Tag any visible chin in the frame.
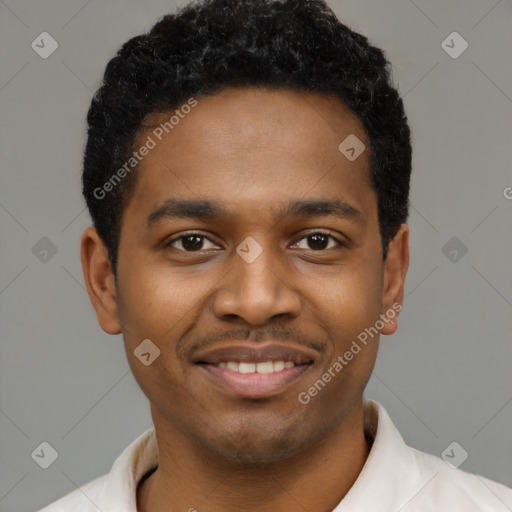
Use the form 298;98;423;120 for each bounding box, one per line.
196;423;313;464
209;441;305;464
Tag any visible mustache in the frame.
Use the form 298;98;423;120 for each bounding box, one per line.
179;324;327;360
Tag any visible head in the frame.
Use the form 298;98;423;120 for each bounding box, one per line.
81;0;410;462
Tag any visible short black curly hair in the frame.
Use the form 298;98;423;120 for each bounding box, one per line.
83;0;411;276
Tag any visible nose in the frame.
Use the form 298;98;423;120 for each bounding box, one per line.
212;245;301;325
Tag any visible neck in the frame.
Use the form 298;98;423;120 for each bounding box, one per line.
137;400;371;512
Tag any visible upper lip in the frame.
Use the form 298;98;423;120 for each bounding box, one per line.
193;342;317;365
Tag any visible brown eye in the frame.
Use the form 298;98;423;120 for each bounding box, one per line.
293;232;342;251
166;234;219;252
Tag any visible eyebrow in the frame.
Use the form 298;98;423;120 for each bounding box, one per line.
146;197;364;227
281;198;364;224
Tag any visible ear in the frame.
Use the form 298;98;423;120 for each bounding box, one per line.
81;227;122;335
380;223;409;335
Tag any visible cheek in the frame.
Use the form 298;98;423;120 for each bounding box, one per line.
305;262;383;377
116;266;216;387
117;272;197;410
117;265;198;339
312;262;383;331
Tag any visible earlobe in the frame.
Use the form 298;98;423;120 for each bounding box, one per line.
81;227;122;335
380;223;409;336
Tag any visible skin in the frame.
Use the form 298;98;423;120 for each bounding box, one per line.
81;86;409;512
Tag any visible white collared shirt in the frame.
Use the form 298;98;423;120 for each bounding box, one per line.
38;399;512;511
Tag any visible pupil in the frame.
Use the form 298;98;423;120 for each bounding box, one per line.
309;234;328;250
183;235;203;251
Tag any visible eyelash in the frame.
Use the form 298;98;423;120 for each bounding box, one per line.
164;231;347;252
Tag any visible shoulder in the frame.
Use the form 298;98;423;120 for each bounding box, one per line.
407;446;512;511
37;474;108;512
36;427;157;511
361;400;512;510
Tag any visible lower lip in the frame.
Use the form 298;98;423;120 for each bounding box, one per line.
198;363;312;398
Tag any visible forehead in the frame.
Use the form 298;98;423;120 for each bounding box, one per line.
127;86;374;221
142;86;367;159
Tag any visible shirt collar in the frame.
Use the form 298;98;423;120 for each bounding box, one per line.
97;398;429;511
333;399;436;511
101;426;158;511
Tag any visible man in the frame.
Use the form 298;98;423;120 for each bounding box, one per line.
40;0;512;510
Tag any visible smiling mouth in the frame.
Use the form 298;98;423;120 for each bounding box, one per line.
192;342;317;398
197;361;313;398
198;360;308;373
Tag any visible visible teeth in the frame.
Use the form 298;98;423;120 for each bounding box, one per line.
273;361;285;371
238;362;256;374
217;360;296;373
256;361;274;374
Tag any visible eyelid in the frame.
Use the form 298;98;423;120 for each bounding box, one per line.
290;230;348;249
164;232;221;250
163;229;348;252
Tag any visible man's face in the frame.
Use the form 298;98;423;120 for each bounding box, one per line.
94;87;407;461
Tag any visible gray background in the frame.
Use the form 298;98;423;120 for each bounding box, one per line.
1;0;511;510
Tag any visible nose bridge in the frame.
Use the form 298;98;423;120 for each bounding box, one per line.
236;243;280;292
212;239;301;324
